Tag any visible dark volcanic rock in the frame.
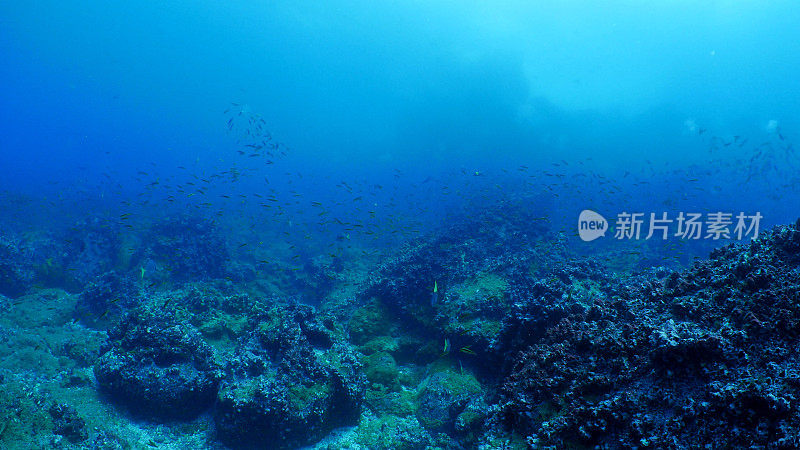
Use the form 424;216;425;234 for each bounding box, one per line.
94;309;223;419
214;301;366;450
355;199;555;370
416;369;484;433
360;199;552;319
49;403;88;443
77;270;138;326
498;221;800;448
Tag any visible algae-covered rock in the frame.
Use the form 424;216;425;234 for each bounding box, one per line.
359;198;550;324
76;270;137;327
348;300;393;345
416;369;483;432
214;301;366;449
324;415;446;450
395;336;440;365
435;272;510;353
365;387;417;416
362;351;400;391
216;374;333;448
48;403;88;444
94;309;223;419
358;335;398;355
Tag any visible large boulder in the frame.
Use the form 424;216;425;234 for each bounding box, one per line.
94;309;223;419
416;369;484;433
214;301;366;449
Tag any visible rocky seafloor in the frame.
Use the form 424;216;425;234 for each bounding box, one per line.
1;209;800;449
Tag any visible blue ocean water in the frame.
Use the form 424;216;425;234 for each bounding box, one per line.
1;2;799;449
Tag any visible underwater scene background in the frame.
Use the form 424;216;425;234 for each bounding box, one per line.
1;1;800;449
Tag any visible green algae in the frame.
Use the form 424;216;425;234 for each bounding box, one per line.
364;387;417;416
288;381;333;411
568;278;606;307
348;300;393;345
435;272;510;345
324;415;439;450
361;351;400;390
197;311;248;338
196;311;248;353
453;272;509;301
461;317;503;339
0;377;53;449
358;335;399;355
415;369;483;431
